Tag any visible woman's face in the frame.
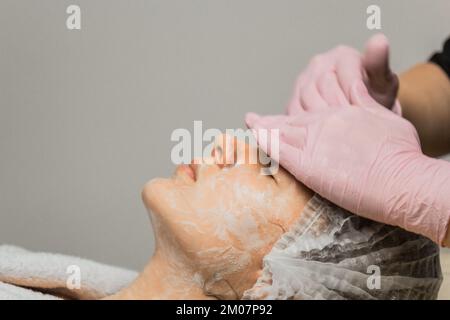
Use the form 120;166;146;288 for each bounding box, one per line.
142;135;312;299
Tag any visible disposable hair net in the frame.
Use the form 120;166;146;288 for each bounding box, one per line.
243;195;442;300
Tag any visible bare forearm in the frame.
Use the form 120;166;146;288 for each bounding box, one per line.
398;63;450;157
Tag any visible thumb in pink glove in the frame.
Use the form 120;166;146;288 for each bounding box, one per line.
246;83;450;245
287;33;401;116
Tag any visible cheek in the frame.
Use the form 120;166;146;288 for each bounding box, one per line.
197;173;283;250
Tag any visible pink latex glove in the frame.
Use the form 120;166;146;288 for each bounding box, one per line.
286;33;401;116
246;83;450;245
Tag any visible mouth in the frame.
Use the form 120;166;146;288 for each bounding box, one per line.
175;164;196;182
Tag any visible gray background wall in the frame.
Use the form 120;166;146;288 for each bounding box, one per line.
0;0;449;270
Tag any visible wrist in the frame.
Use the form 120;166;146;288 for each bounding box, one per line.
386;153;450;245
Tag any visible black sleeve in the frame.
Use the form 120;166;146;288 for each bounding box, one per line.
430;37;450;78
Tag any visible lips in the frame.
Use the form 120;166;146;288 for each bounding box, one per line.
176;164;196;181
188;163;197;181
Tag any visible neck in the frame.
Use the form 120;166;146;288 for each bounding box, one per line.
107;251;212;300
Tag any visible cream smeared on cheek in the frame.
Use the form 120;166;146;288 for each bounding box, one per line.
137;163;308;299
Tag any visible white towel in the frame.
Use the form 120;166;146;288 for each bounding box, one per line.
0;245;137;300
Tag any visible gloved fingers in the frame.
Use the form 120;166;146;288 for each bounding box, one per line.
300;83;329;111
280;125;306;149
391;100;402;116
350;81;403;122
286;111;325;127
363;33;399;109
363;33;392;87
286;97;303;116
303;51;337;79
252;124;304;180
247;113;280;157
350;80;379;110
287;51;336;115
254;114;289;131
245;112;263;129
248;124;268;156
335;46;364;98
288;73;322;115
317;71;349;106
247;111;313;159
278;142;302;178
250;122;281;161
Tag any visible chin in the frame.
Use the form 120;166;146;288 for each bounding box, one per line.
141;177;173;214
